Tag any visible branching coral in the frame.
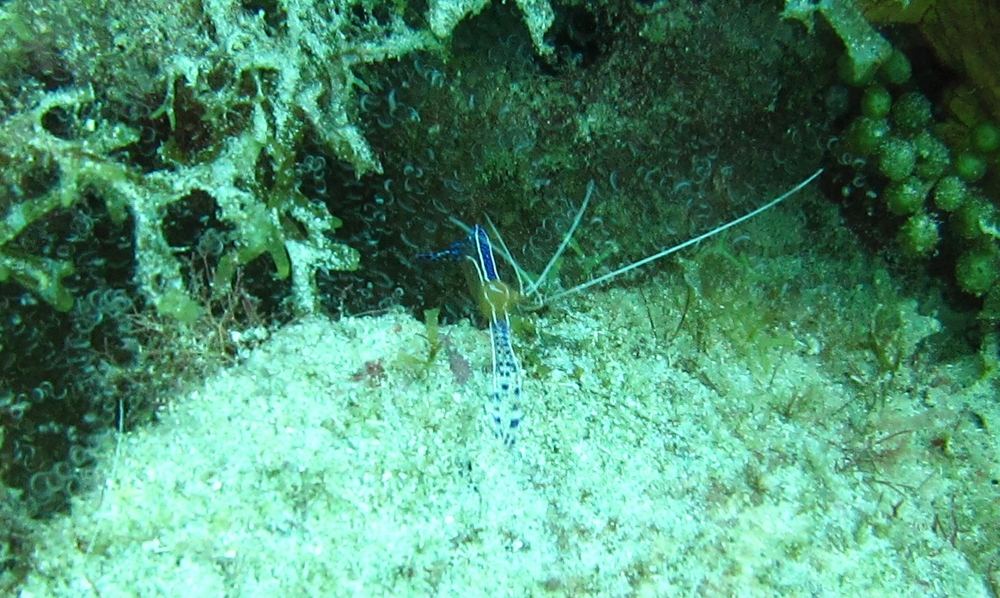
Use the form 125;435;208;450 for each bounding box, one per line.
0;0;482;314
428;0;554;54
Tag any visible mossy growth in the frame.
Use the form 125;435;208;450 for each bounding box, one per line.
397;308;446;374
883;178;927;216
970;121;1000;153
897;213;939;257
891;92;932;133
0;250;75;312
878;137;917;181
954;151;988;182
878;49;911;85
952;197;997;240
955;245;1000;296
861;85;892;119
156;288;203;323
866;295;942;375
211;203;292;295
675;247;798;383
847;116;890;157
932;176;967;212
912;130;950;180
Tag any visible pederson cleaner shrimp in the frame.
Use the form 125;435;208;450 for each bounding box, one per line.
419;168;823;446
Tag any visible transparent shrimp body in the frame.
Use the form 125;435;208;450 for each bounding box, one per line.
418;226;523;446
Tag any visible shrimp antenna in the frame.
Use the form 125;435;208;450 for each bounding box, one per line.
483;215;530;296
525;179;594;299
452;179;594;301
544;168;823;303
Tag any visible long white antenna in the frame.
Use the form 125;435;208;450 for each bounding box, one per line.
525;179;595;298
483;215;532;296
544;168;823;303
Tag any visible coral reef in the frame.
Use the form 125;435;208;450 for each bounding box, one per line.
14;210;1000;593
0;0;509;569
7;0;1000;592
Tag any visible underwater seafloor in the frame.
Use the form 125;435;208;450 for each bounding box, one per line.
17;187;999;597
